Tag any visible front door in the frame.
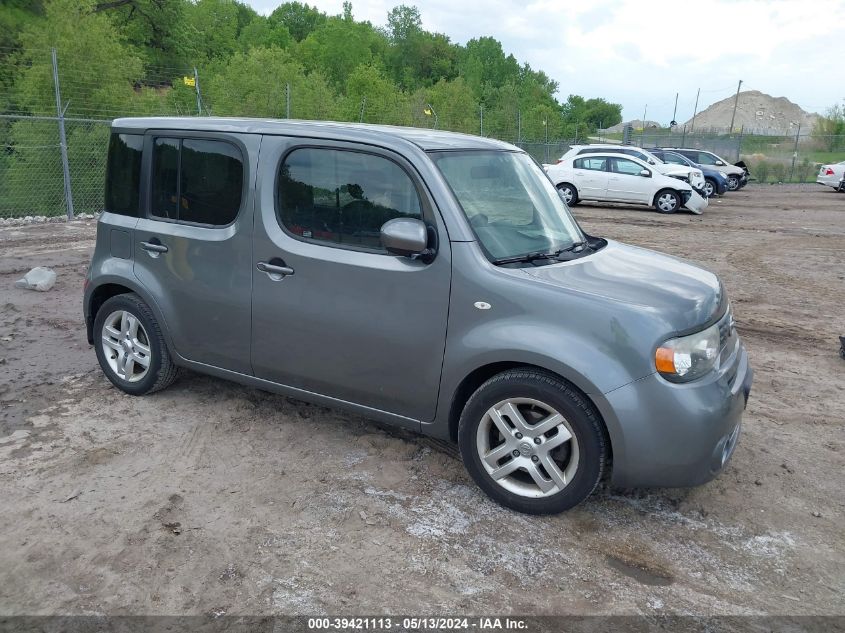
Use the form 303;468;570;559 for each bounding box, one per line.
133;132;258;374
250;138;451;422
606;157;652;203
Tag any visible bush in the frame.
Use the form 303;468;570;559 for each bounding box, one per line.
754;160;771;183
770;162;787;183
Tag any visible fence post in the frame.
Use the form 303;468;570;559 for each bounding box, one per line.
479;104;483;137
285;83;291;119
51;48;74;221
789;123;801;182
517;110;521;145
193;67;202;115
681;124;687;147
359;96;366;123
737;125;744;162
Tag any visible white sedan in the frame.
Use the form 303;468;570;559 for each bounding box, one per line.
817;161;845;190
545;152;708;214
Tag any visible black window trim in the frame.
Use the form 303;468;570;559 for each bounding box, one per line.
142;131;248;230
274;142;436;257
104;132;145;218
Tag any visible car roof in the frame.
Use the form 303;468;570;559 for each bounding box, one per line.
111;117;518;152
566;152;647;161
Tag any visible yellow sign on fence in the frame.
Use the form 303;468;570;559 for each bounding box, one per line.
183;76;195;87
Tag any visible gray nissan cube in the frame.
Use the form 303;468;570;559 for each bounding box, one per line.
84;117;753;515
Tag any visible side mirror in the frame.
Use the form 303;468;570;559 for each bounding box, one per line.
639;169;651;177
380;217;429;259
715;160;725;166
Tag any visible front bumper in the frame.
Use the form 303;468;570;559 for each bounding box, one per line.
597;340;753;489
684;190;708;214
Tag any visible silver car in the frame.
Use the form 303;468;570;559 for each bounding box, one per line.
84;118;753;515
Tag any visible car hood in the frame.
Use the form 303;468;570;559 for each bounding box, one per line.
521;240;723;332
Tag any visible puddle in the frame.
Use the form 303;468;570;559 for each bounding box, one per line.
605;554;674;586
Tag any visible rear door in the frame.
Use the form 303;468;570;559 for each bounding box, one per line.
133;131;258;374
572;157;610;200
249;137;451;422
606;157;652;203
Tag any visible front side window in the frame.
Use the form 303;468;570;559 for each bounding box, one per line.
661;152;687;165
277;148;422;252
611;157;645;175
433;150;584;262
151;137;243;225
574;157;607;171
105;133;143;216
696;152;720;165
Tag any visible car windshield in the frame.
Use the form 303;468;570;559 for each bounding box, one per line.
432;150;585;262
663;152;694;167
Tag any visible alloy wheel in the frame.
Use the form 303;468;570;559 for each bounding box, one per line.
101;310;152;383
703;181;714;197
476;398;579;498
657;193;678;212
557;184;574;204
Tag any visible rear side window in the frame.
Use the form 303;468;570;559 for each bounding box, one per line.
573;157;607;171
277;148;422;252
105;133;143;216
151;137;244;226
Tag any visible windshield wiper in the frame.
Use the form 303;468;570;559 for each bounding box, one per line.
492;242;589;265
491;250;558;265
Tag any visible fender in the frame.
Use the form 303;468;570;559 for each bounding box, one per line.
84;272;177;360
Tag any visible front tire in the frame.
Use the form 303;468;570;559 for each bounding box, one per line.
726;175;740;191
556;182;579;205
654;189;681;214
702;178;716;198
94;293;178;396
458;368;608;515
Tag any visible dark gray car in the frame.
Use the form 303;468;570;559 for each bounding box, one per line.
84;118;753;514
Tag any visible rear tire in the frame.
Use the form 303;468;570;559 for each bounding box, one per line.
94;293;178;396
654;189;681;214
556;182;579;205
458;368;608;515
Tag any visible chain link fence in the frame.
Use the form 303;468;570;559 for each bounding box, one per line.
2;46;845;219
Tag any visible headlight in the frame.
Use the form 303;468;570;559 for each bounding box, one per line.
694;170;702;178
719;171;728;178
655;324;720;382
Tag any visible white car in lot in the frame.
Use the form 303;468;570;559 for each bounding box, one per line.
545;152;708;214
816;161;845;190
556;144;706;192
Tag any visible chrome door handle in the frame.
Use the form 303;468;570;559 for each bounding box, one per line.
140;241;168;257
256;261;294;278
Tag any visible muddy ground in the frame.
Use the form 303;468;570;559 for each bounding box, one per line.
0;184;843;617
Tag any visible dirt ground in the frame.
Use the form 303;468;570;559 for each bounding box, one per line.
0;184;843;618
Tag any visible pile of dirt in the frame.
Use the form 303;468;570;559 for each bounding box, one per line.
683;90;818;133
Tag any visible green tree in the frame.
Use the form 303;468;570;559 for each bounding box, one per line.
296;16;386;88
269;2;326;42
812;103;845;152
204;46;338;120
181;0;239;62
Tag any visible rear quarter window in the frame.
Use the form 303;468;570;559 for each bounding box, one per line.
104;133;143;216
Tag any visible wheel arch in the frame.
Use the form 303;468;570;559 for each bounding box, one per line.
445;361;614;475
85;277;174;355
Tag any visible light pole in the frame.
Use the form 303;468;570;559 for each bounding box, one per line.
729;80;743;133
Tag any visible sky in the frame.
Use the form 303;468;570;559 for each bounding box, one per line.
243;0;845;125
